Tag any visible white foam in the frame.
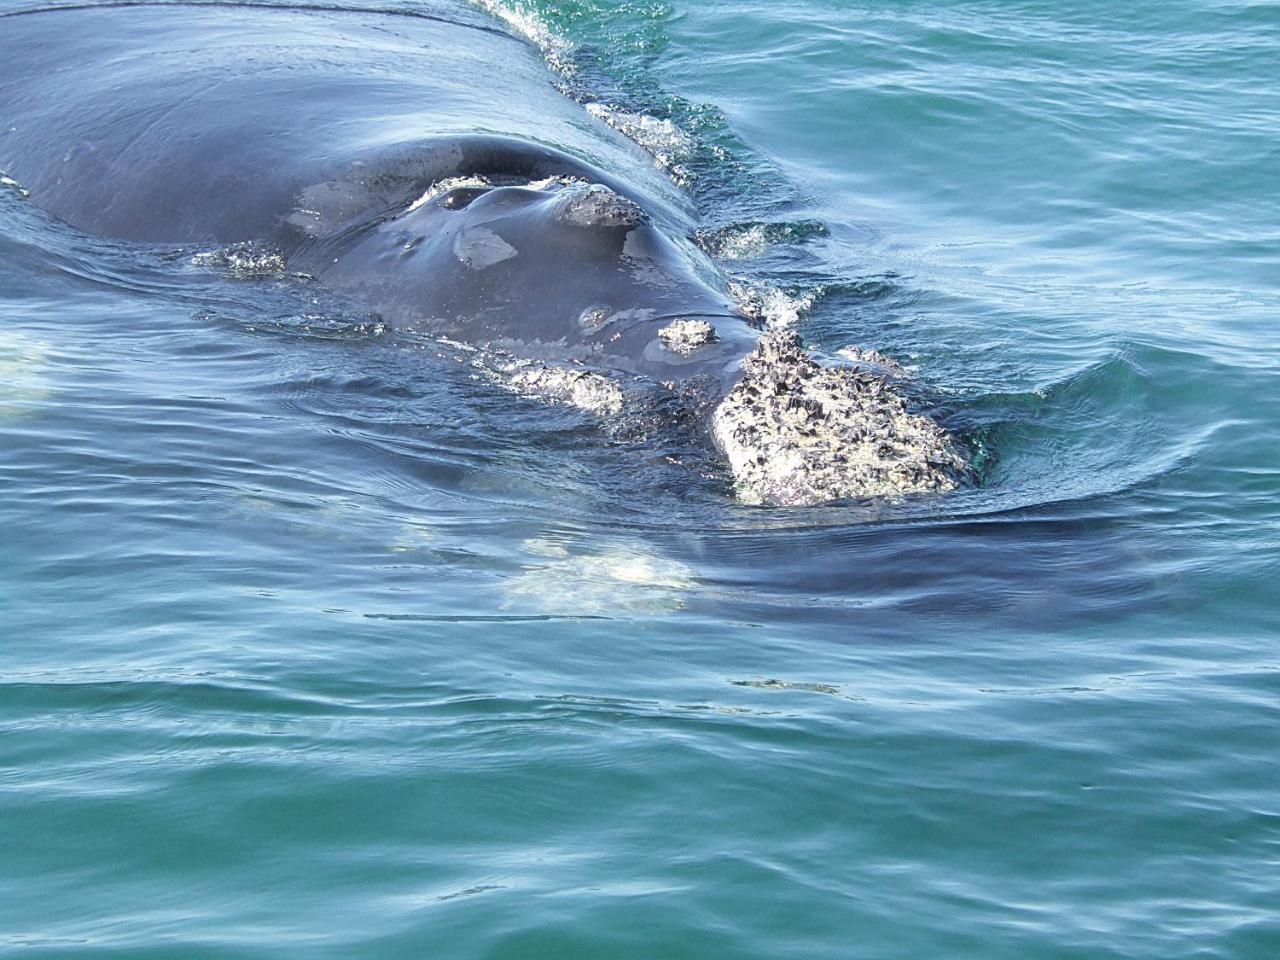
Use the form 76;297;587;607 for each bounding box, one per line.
407;175;491;212
526;174;584;192
704;224;770;260
834;345;910;378
406;175;584;216
471;0;575;76
468;5;701;188
0;173;30;198
728;280;817;329
585;103;695;186
191;244;287;276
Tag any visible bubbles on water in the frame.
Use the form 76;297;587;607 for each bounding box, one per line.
196;307;388;343
0;331;52;418
191;242;287;278
695;220;830;261
504;537;695;615
387;522;439;555
728;279;818;329
704;223;770;260
832;345;911;379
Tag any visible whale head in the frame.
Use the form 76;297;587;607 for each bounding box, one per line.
309;162;756;384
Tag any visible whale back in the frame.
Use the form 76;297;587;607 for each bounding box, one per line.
0;3;686;244
0;2;750;377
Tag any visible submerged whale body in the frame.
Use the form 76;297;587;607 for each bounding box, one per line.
0;1;967;504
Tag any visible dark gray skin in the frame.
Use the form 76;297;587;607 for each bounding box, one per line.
288;144;756;387
0;2;754;389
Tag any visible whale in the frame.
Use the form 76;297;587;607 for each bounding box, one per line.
0;0;968;504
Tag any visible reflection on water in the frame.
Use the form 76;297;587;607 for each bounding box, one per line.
506;538;695;615
0;331;52;418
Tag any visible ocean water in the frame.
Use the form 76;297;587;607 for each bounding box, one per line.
2;0;1278;956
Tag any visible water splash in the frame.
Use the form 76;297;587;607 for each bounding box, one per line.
470;0;575;76
585;102;695;186
728;279;819;329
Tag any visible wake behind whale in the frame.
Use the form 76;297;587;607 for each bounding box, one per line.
0;0;969;505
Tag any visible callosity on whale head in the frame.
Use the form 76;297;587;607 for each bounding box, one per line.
713;329;970;506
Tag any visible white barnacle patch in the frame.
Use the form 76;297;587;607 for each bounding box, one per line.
553;182;644;228
657;319;717;354
469;347;625;418
453;227;518;270
712;329;968;506
506;363;624;417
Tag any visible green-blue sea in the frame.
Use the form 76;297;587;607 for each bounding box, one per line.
2;0;1278;956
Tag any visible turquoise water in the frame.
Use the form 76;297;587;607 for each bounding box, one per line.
3;0;1279;956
